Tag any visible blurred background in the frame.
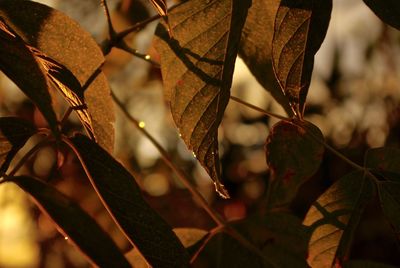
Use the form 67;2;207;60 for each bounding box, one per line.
0;0;399;267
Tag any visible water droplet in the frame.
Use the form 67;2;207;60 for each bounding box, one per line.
178;133;182;137
192;152;196;158
138;121;146;128
64;236;69;240
145;55;151;60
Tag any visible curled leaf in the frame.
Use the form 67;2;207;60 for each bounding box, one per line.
154;0;251;198
0;117;37;172
272;0;332;117
12;175;131;267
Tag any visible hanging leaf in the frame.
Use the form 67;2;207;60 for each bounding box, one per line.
191;231;272;267
0;0;115;152
0;17;59;134
11;175;131;267
362;0;400;30
239;0;293;116
149;0;172;36
272;0;332;117
365;147;400;237
303;172;374;268
154;0;251;198
69;134;189;268
265;120;324;208
0;117;37;172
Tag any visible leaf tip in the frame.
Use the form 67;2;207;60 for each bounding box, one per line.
214;182;230;199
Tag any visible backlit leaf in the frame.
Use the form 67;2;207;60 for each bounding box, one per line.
265;120;324;207
272;0;332;117
69;134;189;268
0;0;115;152
11;175;131;268
362;0;400;30
239;0;293;116
303;172;374;268
192;231;271;268
154;0;251;198
365;147;400;237
0;17;59;134
0;117;37;172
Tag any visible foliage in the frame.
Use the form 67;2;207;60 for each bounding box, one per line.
0;0;399;267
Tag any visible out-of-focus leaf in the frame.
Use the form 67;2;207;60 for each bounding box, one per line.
0;117;37;172
233;212;309;267
69;134;189;268
303;172;374;268
0;17;59;134
154;0;251;198
11;175;131;268
365;148;400;237
265;120;324;207
344;260;397;268
0;0;115;152
192;231;272;268
362;0;400;30
239;0;293;116
272;0;332;117
126;228;208;267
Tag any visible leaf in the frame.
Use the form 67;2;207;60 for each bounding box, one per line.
192;231;271;268
365;147;400;237
238;0;293;116
272;0;332;117
362;0;400;30
303;172;374;268
233;212;310;267
69;134;189;268
11;175;131;267
126;228;208;267
154;0;251;198
265;120;324;207
344;260;397;268
0;17;59;134
0;0;115;152
0;117;37;173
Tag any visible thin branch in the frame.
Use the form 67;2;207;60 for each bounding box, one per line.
230;96;290;121
116;41;160;67
111;90;224;226
60;107;73;127
100;0;116;38
117;14;161;40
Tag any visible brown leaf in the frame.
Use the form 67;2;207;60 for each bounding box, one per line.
272;0;332;117
239;0;293;116
303;172;374;268
154;0;251;198
69;134;189;268
12;175;131;267
0;0;115;152
265;120;324;207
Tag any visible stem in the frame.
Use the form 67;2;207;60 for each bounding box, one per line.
111;91;224;226
116;41;160;67
230;96;290;121
116;14;161;40
60;107;73;127
100;0;116;38
8;138;53;177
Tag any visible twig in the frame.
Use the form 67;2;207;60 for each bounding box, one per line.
111;91;224;226
100;0;116;39
117;14;161;40
230;96;290;122
116;41;160;67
